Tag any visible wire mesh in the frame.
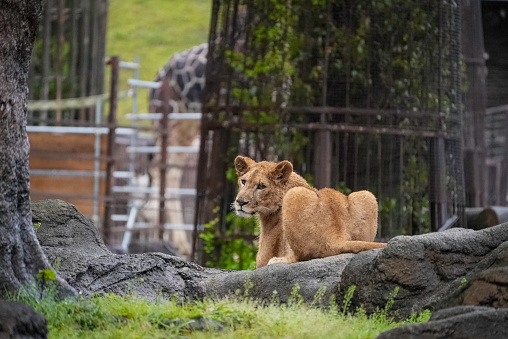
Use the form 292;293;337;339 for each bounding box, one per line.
196;0;464;241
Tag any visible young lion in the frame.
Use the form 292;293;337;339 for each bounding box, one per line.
233;156;386;268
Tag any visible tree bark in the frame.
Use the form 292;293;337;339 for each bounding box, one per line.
0;0;76;297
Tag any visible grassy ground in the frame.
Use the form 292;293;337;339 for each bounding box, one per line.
106;0;212;121
15;284;430;339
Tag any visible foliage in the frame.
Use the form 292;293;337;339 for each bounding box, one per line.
12;283;430;339
200;209;258;270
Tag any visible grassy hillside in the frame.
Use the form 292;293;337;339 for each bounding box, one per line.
107;0;212;119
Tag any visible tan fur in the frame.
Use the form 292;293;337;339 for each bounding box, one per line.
234;156;386;268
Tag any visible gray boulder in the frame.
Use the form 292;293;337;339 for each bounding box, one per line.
337;224;508;319
208;253;355;304
377;306;508;339
0;300;47;339
32;200;224;301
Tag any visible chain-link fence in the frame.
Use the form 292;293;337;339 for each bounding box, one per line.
194;0;464;261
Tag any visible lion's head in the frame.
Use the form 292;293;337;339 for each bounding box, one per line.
233;156;293;218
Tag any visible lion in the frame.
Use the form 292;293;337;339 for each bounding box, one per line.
233;156;386;268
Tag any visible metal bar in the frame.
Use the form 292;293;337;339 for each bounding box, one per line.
168;113;203;120
28;126;139;136
164;224;204;231
27;90;132;111
79;0;90;121
93;99;102;224
39;0;52;124
129;56;140;187
112;186;156;194
27;126;109;134
116;128;138;135
437;214;459;232
126;146;200;153
110;223;205;232
128;79;161;89
501;109;508;205
166;188;197;195
214;121;462;140
121;206;139;252
209;105;462;122
119;61;140;70
104;56;119;244
113;171;134;178
125;113;162;120
125;113;202;120
111;214;129;221
159;80;170;239
192;114;208;262
486;105;508;115
111;186;197;195
30;169;106;177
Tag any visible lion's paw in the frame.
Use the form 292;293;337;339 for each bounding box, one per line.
267;257;291;265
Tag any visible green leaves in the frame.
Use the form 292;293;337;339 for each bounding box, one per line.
37;269;56;281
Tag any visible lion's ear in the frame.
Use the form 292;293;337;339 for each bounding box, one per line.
235;156;256;176
271;160;293;184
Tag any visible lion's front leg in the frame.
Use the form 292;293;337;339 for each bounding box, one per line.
267;255;297;265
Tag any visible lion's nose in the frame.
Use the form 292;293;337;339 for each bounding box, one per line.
236;198;248;207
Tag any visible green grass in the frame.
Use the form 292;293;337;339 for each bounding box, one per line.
106;0;212;122
13;283;431;339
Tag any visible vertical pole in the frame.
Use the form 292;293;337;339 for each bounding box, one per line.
429;137;447;232
462;0;487;207
159;80;170;240
55;0;65;123
40;0;52;125
93;98;102;226
314;0;332;189
104;56;119;244
501;109;508;206
129;56;140;179
191;114;208;262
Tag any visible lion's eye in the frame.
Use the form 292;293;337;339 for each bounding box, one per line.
241;179;246;186
257;183;266;190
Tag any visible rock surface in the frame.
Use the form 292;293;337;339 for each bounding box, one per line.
337;224;508;319
32;200;224;301
377;306;508;339
0;300;48;339
208;253;355;304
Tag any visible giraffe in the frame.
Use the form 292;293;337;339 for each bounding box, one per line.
147;43;209;259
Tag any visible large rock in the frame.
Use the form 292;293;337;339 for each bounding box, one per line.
32;200;224;300
377;306;508;339
432;241;508;310
0;300;47;339
208;253;355;304
337;224;508;319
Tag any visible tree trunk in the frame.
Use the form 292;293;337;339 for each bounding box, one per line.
0;0;76;297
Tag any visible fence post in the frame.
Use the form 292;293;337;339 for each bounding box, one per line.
104;56;119;244
501;110;508;206
462;0;487;207
158;80;170;240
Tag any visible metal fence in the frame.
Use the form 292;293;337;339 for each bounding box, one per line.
28;57;202;255
193;0;465;260
28;0;108;124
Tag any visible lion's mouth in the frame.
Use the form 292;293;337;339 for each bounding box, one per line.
235;207;255;218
